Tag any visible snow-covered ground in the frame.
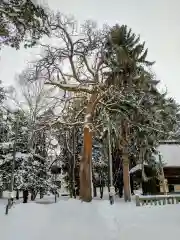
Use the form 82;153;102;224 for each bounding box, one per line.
0;195;180;240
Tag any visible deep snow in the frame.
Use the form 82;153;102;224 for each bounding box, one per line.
0;195;180;240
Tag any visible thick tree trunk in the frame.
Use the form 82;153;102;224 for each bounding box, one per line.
79;93;98;202
122;121;131;202
123;156;131;202
79;125;93;202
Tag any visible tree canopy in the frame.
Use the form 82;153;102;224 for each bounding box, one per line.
0;10;179;201
0;0;49;49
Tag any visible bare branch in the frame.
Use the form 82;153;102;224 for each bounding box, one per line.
45;82;96;94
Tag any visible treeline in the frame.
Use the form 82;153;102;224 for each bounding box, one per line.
0;1;180;202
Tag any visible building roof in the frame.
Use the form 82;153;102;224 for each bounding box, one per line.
156;144;180;167
129;142;180;173
159;140;180;144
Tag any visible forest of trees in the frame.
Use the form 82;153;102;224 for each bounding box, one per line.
0;80;61;199
0;1;180;203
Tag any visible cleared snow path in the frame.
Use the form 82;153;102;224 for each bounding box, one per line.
0;196;180;240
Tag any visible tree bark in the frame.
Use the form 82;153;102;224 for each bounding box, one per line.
0;190;3;198
159;154;167;195
31;190;35;200
40;190;44;199
79;124;93;202
72;127;76;198
79;93;98;202
123;154;131;201
16;190;19;200
93;185;97;197
122;121;131;202
23;190;28;203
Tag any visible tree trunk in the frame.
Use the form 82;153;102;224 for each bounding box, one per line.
92;170;97;197
30;189;37;200
0;190;3;198
68;154;74;198
23;190;28;203
34;191;38;200
100;185;104;199
123;155;131;201
72;127;76;198
79;125;93;202
16;190;19;200
93;185;97;197
159;154;167;195
122;121;131;202
40;190;43;199
79;93;98;202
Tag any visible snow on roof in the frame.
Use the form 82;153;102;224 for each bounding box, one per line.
130;143;180;172
159;140;180;144
156;144;180;167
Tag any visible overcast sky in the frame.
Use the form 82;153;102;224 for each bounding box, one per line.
0;0;180;101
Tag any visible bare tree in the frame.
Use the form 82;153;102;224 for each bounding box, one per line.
16;68;60;149
0;0;49;49
34;12;109;202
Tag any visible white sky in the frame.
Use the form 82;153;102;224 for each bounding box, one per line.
0;0;180;101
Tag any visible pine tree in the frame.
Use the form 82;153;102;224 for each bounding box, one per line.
99;24;180;200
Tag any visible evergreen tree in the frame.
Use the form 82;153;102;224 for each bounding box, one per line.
0;110;29;193
14;113;55;196
0;84;11;194
99;24;180;199
0;109;13;193
0;108;56;197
